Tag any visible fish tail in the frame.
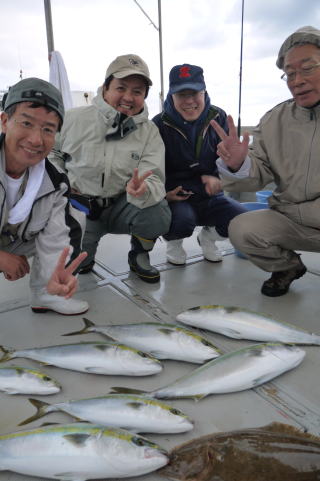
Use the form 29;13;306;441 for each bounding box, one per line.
110;387;150;395
62;317;94;336
0;345;14;362
18;398;51;426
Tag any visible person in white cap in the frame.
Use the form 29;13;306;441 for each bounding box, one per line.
0;77;89;315
212;26;320;297
50;54;171;284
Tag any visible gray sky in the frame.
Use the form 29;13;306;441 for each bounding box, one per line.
1;0;320;125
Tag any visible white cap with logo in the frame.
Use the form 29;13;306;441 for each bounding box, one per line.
105;54;152;86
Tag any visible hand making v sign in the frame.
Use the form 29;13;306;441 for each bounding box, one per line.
210;115;250;171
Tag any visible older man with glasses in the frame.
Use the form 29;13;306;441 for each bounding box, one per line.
153;64;247;266
0;78;89;314
212;26;320;297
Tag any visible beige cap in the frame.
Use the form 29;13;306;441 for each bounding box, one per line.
105;54;152;86
276;26;320;69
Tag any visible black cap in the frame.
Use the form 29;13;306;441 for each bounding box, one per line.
168;64;206;95
4;77;64;122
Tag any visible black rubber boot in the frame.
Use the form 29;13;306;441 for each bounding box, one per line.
128;235;160;283
78;260;95;275
261;259;307;297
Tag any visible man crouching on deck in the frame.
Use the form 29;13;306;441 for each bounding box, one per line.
0;77;89;315
212;26;320;297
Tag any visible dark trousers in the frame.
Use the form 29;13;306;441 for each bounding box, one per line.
163;193;247;241
82;193;171;264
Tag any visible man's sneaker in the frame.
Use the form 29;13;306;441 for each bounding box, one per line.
78;260;95;275
166;239;187;265
31;291;89;315
261;263;307;297
197;226;223;262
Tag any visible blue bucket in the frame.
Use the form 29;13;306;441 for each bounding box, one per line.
235;201;268;258
242;201;268;211
256;190;272;203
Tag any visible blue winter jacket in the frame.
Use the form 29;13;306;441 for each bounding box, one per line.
152;93;228;196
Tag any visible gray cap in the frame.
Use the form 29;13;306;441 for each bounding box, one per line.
105;54;152;86
277;26;320;69
4;77;64;122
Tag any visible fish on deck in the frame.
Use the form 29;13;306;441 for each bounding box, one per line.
0;341;162;376
18;394;194;434
0;365;60;395
176;305;320;344
159;422;320;481
0;423;169;480
111;343;305;400
63;317;222;363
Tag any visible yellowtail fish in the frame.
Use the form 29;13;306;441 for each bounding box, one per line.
159;422;320;481
63;317;222;363
0;341;162;376
19;393;194;434
0;365;60;395
176;305;320;344
0;423;168;480
111;343;305;400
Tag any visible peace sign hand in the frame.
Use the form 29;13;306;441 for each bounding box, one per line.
211;115;250;171
46;247;88;299
126;168;152;198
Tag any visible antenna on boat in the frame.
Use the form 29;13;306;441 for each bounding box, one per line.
133;0;164;110
43;0;54;58
237;0;245;137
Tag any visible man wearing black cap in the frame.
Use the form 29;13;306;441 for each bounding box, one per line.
0;77;89;314
50;54;170;284
212;26;320;297
153;64;246;265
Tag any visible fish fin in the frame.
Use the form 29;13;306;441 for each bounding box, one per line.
18;398;51;426
0;345;14;362
126;401;144;410
259;422;320;441
110;387;149;395
158;328;174;336
99;332;117;342
252;374;273;386
220;328;244;339
85;366;109;374
192;393;207;401
147;350;165;359
40;421;60;427
62;317;94;336
55;473;86;481
3;388;19;394
63;433;91;446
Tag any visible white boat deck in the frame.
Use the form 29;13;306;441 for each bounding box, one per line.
1;228;320;481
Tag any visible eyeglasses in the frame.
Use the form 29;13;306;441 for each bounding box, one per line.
281;62;320;82
174;91;205;100
13;119;58;138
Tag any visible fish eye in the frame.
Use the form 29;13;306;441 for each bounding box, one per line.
138;351;148;358
170;408;181;415
132;437;158;449
43;376;51;381
201;339;212;347
132;436;146;446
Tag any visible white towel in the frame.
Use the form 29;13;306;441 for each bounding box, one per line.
8;159;45;224
49;51;73;111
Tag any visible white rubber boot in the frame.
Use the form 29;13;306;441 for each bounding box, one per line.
30;289;89;315
166;239;187;265
197;226;224;262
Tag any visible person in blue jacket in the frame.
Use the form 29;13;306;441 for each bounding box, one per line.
153;64;246;265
